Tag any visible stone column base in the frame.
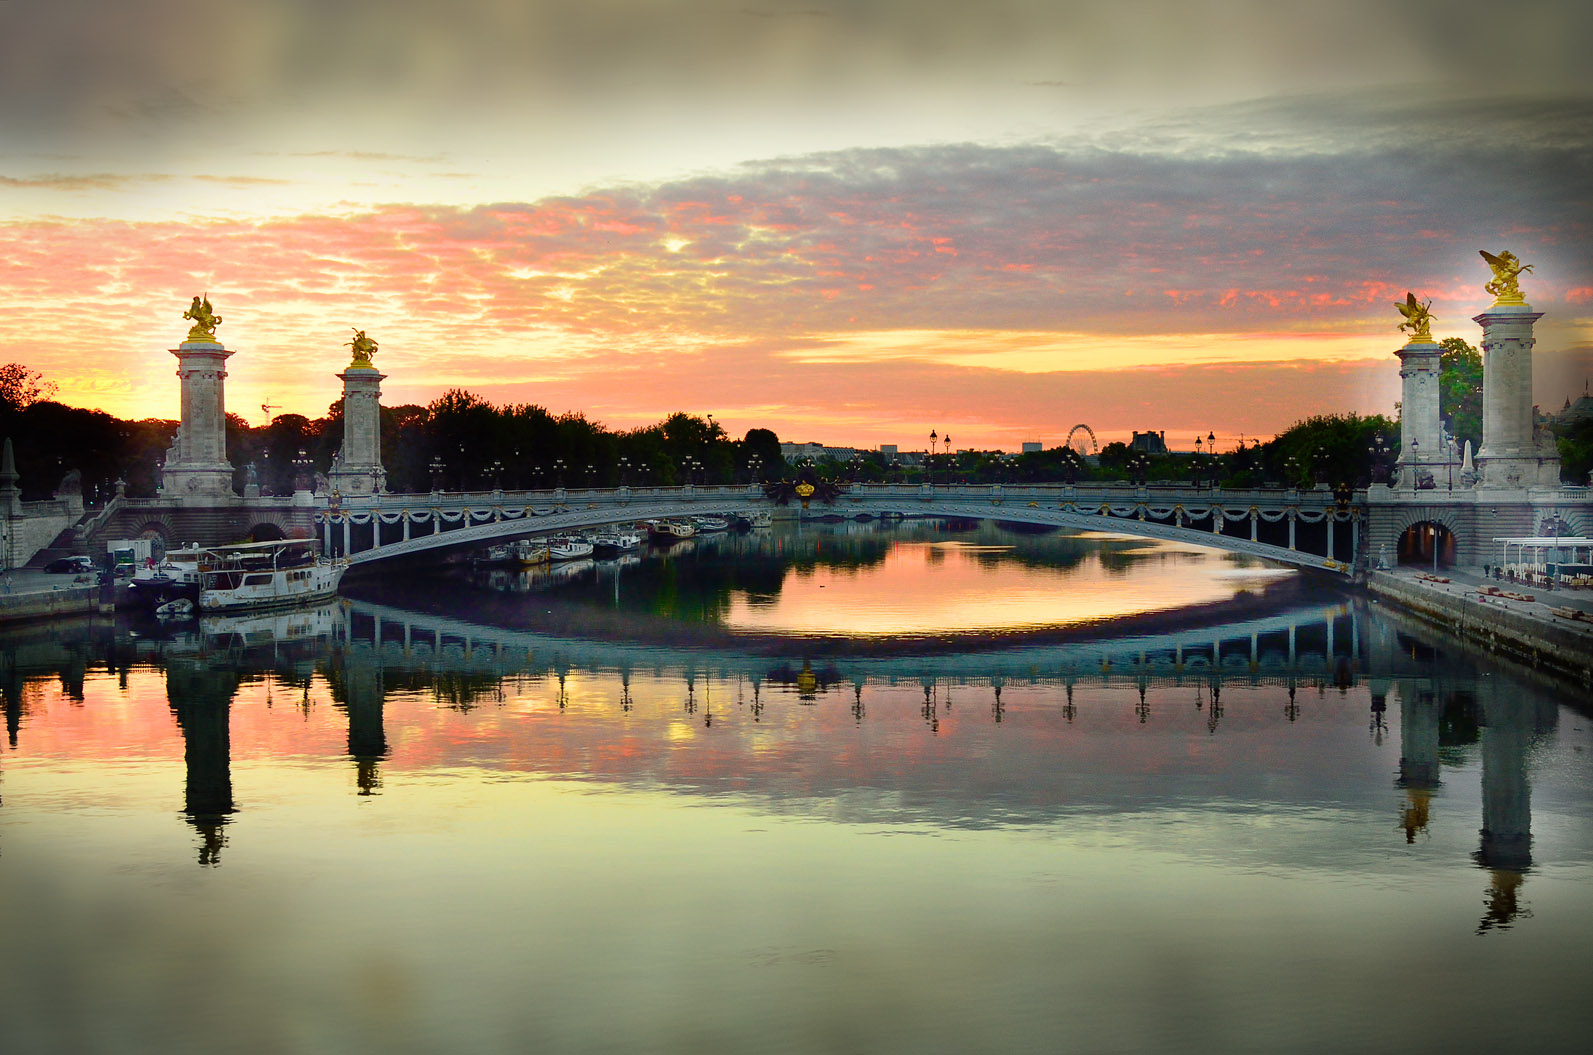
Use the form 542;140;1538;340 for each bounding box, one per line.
161;463;235;500
327;466;386;497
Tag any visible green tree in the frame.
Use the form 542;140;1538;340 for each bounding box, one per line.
1440;337;1483;455
1262;413;1399;488
1553;418;1593;485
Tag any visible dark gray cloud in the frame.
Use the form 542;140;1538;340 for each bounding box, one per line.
4;1;1590;154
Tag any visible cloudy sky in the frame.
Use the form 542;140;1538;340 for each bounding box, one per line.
2;0;1589;449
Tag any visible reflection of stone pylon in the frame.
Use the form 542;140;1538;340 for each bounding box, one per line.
1472;682;1539;932
1478;870;1531;934
166;661;239;866
1476;687;1533;873
340;651;388;796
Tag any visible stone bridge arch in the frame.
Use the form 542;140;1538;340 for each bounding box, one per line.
1389;508;1461;569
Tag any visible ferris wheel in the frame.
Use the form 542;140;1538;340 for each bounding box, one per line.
1065;424;1099;455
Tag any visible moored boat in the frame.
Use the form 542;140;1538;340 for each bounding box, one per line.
476;542;517;566
592;529;643;551
197;539;346;613
647;519;695;541
548;535;595;560
691;515;730;533
514;539;551;566
130;544;212;607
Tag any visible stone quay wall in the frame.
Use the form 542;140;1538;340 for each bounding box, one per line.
1368;571;1593;687
0;582;104;625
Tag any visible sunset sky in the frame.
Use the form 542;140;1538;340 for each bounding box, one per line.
2;1;1589;450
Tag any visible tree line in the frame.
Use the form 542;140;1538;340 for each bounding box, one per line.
1;336;1586;503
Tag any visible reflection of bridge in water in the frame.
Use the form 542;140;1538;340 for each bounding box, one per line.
0;599;1573;932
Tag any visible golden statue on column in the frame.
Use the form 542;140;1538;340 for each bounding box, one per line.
1395;291;1435;343
182;294;222;341
1480;249;1533;306
348;328;378;367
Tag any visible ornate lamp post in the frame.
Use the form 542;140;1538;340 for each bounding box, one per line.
619;455;631;486
1313;445;1329;487
553;457;566;488
1441;423;1454;492
928;429;938;485
293;449;313;492
1367;432;1391;485
1207;431;1216;488
429;455;445;493
1283;455;1301;489
1193;435;1204;486
490;459;503;492
1060;447;1080;484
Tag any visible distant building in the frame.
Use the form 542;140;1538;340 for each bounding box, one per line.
1129;430;1169;454
1553;385;1593;427
1021;441;1043;454
780;441;866;462
879;444;899;459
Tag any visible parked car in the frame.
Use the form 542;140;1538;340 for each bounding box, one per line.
44;556;98;574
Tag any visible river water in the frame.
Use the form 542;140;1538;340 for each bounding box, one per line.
2;519;1590;1054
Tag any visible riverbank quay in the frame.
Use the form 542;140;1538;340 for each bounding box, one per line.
1367;567;1593;686
0;569;124;626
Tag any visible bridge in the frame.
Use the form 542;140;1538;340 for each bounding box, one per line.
308;481;1360;574
63;288;1591;578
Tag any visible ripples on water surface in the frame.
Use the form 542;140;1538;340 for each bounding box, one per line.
2;520;1591;1054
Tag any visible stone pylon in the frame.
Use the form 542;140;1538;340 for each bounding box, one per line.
327;344;387;497
0;437;20;517
1475;301;1561;489
161;335;236;499
1394;335;1447;490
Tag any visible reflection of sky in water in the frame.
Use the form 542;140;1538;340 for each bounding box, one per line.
721;530;1295;636
3;571;1593;1052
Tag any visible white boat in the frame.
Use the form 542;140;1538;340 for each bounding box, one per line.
197;539;346;612
745;511;773;529
548;535;595;560
155;597;195;620
691;515;730;533
591;530;642;551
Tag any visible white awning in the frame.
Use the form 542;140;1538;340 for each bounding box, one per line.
1492;536;1593;546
